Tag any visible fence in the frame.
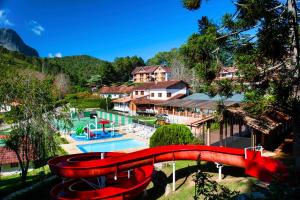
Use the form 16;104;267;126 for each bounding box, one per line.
132;119;159;128
97;111;133;126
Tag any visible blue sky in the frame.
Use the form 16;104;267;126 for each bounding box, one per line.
0;0;235;61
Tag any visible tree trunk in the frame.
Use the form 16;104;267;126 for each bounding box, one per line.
288;0;300;172
21;167;28;183
288;0;299;71
14;150;28;183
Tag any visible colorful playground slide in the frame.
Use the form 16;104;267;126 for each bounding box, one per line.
48;145;287;200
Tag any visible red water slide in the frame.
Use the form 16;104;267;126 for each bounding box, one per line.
48;145;287;200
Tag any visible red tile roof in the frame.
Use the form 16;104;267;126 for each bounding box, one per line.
99;85;134;94
0;147;19;165
131;65;171;75
112;96;132;103
133;80;188;90
0;146;34;165
169;93;187;100
132;98;165;105
131;92;186;105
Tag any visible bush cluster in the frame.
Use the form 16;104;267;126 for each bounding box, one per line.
150;124;195;147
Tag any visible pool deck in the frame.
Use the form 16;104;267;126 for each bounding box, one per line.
60;127;149;154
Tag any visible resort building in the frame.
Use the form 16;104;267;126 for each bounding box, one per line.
132;65;172;83
217;66;239;80
99;85;134;99
112;80;189;115
130;80;189;115
156;93;244;124
222;104;292;150
112;96;132;113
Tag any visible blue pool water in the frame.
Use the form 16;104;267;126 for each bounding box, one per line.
77;139;146;152
71;131;122;141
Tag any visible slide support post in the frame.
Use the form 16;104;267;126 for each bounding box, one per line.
95;116;98;130
172;161;176;191
215;163;223;181
100;153;106;188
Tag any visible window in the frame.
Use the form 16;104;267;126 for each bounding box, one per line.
158;93;162;97
151;93;154;97
135;91;138;95
167;93;171;97
141;91;144;95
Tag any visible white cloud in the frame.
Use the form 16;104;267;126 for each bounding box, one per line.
48;52;62;58
28;20;45;36
0;9;14;26
55;52;62;58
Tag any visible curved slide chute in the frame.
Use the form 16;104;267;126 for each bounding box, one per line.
48;145;287;200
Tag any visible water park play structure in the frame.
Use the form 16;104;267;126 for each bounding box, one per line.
68;109;135;140
75;117;115;140
48;145;287;200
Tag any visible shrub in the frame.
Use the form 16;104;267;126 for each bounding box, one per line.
76;91;92;99
99;97;113;110
65;93;78;101
150;124;194;147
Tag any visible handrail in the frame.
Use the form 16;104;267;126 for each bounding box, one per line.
244;146;263;159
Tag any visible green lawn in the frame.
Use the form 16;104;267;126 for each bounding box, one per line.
0;166;52;198
137;160;256;200
0;135;67;199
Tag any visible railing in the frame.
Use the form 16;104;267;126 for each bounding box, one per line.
132;119;159;128
244;146;263;159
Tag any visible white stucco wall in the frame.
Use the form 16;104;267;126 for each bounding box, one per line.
149;87;187;100
132;90;150;99
113;102;130;112
101;93;129;99
131;87;187;100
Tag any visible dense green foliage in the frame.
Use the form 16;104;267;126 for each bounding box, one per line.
150;124;194;147
0;47;145;90
44;55;114;87
180;0;300;173
146;48;178;66
113;56;145;83
0;69;69;182
194;169;239;200
178;0;300;117
65;92;113;110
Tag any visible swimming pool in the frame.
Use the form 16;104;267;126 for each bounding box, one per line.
77;139;146;152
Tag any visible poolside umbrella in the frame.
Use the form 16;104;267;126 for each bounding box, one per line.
98;119;110;132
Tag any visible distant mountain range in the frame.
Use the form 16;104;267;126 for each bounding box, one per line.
0;28;39;57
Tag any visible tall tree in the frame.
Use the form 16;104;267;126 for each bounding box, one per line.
0;70;64;182
113;56;145;83
146;49;179;66
53;72;71;99
181;0;300;170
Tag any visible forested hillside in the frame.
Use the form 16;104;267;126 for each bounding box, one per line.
0;47;144;91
